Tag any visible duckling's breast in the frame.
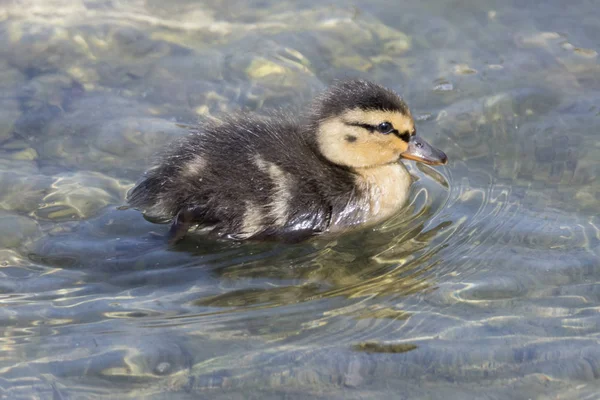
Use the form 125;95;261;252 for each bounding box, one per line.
332;162;412;228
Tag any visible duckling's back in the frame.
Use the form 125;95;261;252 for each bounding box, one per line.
127;112;356;241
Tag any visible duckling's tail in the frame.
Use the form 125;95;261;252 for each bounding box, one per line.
126;175;169;220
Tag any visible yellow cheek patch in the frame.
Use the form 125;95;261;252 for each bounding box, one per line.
317;116;411;168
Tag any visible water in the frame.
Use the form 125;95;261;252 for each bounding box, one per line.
0;0;599;398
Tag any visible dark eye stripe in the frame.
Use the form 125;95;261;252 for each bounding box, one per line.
344;122;376;132
393;131;411;142
344;121;412;143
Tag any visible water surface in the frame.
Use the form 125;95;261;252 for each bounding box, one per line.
0;0;599;398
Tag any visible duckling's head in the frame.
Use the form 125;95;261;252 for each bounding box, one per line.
312;79;447;169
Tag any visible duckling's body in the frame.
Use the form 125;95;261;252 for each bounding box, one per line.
128;80;447;243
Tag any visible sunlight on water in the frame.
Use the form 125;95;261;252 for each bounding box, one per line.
0;0;599;398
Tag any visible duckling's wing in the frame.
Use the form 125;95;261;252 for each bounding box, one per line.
250;205;333;243
167;201;332;245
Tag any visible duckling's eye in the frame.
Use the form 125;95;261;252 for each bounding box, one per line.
376;122;394;134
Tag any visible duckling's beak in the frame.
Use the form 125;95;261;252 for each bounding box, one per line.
400;135;448;166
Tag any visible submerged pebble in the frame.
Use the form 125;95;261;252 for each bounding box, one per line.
0;213;40;248
0;100;21;143
353;342;418;353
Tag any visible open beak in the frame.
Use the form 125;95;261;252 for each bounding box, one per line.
400;135;448;166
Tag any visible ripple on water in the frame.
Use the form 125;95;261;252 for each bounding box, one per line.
32;171;128;222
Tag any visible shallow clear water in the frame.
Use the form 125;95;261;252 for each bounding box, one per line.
0;0;599;398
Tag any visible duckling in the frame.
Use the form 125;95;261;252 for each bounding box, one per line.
127;79;448;244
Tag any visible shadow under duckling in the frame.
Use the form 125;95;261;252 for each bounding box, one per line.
127;79;448;244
